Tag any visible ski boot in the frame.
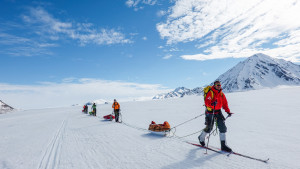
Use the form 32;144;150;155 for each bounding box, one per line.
220;133;232;152
221;141;232;152
198;131;208;147
200;141;205;147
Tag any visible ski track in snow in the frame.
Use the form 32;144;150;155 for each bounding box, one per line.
37;119;67;169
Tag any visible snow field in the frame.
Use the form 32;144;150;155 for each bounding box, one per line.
1;86;300;168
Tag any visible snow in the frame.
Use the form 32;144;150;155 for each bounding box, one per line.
92;99;109;105
1;86;300;169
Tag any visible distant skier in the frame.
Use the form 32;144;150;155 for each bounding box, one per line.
92;103;97;116
112;99;120;122
83;104;88;113
198;80;233;152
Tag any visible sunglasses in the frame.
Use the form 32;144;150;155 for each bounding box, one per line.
215;84;221;86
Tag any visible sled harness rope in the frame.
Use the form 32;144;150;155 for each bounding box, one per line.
169;128;204;139
170;113;205;130
165;113;205;138
122;121;149;132
119;112;206;137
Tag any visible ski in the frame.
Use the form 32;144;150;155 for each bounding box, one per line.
187;142;269;163
230;151;269;163
188;142;224;154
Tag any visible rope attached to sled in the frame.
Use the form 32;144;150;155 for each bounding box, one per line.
117;111;206;139
170;113;205;130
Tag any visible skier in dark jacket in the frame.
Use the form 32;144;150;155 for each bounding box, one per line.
92;103;97;116
83;104;88;113
198;80;233;152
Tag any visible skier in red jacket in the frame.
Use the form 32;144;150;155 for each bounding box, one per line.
198;80;233;152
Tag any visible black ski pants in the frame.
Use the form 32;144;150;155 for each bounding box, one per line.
93;108;96;116
203;110;227;133
114;109;120;122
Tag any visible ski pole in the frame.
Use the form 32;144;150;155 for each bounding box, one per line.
119;109;122;123
205;103;216;154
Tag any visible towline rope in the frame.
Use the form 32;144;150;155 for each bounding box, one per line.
170;113;205;130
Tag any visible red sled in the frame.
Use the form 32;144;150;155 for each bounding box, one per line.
103;114;115;121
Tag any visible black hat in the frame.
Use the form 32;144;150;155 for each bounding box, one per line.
214;80;221;85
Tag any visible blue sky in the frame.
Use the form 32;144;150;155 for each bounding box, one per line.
1;0;300;108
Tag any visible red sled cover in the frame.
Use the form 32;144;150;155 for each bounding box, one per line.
103;114;115;120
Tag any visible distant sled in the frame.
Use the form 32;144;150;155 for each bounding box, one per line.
103;114;115;121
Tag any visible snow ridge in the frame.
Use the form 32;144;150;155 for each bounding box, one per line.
0;100;14;113
153;87;203;99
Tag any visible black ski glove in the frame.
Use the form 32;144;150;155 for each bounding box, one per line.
226;112;233;117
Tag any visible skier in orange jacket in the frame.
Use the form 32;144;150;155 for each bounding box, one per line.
112;99;120;122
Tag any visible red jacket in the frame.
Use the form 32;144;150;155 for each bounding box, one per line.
205;86;230;113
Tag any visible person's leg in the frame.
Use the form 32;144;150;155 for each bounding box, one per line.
198;113;214;146
216;113;227;133
114;110;119;122
216;113;231;152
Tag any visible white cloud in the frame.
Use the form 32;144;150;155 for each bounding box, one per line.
0;7;133;57
0;33;30;45
142;36;147;40
157;0;300;62
0;78;170;109
169;47;179;52
157;10;167;17
22;7;132;46
0;32;52;56
126;0;158;11
163;54;172;59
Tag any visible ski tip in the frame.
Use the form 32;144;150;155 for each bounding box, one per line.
263;158;270;163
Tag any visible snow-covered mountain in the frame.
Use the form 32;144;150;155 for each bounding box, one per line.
153;53;300;99
153;87;199;99
217;53;300;92
191;87;204;94
0;100;14;113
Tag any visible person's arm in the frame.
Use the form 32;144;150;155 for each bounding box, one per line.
222;93;231;115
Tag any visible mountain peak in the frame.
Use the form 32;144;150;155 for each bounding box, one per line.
216;53;300;92
153;53;300;100
252;53;270;58
174;87;189;92
153;86;203;100
245;53;274;64
0;100;14;113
